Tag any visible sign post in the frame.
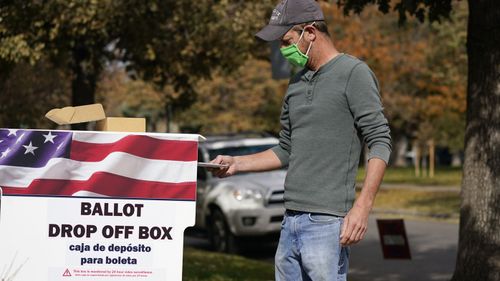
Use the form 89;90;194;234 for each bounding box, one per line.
0;129;201;280
376;219;412;259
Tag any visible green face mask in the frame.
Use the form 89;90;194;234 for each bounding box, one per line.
280;29;313;67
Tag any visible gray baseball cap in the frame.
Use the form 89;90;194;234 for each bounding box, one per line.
255;0;325;42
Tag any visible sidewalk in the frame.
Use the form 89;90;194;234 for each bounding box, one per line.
349;217;458;281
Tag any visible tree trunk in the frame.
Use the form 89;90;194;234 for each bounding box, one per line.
414;140;421;177
428;139;435;178
451;1;500;280
71;46;98;130
165;103;173;133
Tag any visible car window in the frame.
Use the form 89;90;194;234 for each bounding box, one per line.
208;145;275;160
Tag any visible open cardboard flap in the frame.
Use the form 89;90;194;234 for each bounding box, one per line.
45;104;106;125
45;103;145;132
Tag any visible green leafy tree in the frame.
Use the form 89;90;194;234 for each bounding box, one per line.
0;0;275;129
330;0;500;279
0;59;70;128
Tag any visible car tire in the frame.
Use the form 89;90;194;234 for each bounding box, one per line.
209;209;238;254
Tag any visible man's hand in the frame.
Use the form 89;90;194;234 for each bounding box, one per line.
339;203;371;246
340;158;386;246
209;155;238;178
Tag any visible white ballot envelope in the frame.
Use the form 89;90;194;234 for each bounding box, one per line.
197;162;229;169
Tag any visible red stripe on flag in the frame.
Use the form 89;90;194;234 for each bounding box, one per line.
1;172;196;200
70;135;198;162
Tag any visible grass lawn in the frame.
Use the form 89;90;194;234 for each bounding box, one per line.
183;247;274;281
183;248;360;281
362;188;461;221
357;166;462;186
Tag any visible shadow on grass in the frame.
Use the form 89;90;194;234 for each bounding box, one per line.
183;228;277;281
184;227;278;260
183;247;275;281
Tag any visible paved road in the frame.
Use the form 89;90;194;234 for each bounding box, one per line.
184;217;459;281
349;218;458;281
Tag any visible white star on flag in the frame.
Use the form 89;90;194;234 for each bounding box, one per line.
0;140;3;144
15;133;26;144
1;147;11;158
23;142;38;155
7;129;18;137
43;132;57;144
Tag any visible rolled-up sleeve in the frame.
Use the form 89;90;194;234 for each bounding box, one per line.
272;95;291;167
346;63;392;164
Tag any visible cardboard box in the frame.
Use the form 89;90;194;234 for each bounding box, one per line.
96;117;146;132
45;104;146;132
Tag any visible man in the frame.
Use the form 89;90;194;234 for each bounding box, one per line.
210;0;391;280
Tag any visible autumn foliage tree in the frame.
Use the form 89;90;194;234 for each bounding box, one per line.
95;65;167;132
175;59;287;134
321;2;467;169
174;2;467;142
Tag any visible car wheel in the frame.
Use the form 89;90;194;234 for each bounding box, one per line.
209;209;238;253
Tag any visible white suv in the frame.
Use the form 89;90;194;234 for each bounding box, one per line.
195;134;286;253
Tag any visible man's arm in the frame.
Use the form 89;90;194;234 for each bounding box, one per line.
211;91;291;178
340;157;386;245
341;62;392;245
210;149;282;178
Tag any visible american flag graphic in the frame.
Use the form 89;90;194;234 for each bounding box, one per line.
0;129;198;200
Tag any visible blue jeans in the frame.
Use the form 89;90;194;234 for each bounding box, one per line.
275;210;349;281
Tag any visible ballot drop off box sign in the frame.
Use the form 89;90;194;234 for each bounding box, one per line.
0;129;201;281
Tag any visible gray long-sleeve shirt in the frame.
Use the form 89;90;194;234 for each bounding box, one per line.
272;54;392;216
